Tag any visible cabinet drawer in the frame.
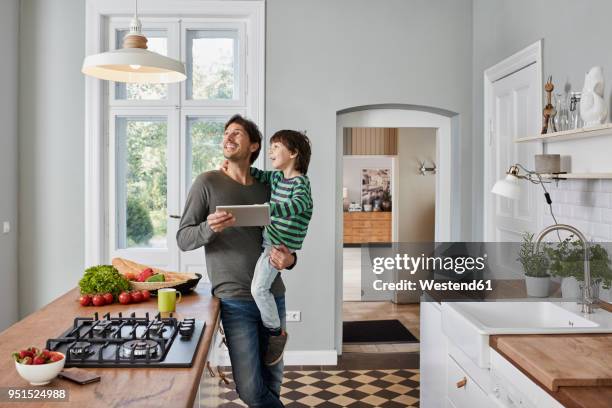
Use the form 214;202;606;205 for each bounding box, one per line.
447;355;489;408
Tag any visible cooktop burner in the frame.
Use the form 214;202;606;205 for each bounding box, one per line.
46;312;205;368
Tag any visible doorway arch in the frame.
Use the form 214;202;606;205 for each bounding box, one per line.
334;104;461;352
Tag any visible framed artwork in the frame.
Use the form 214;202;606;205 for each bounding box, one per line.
361;168;392;211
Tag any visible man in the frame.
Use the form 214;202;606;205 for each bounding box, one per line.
176;114;295;408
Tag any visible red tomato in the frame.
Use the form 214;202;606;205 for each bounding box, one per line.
79;295;91;306
130;291;143;303
119;292;131;305
102;293;114;305
92;295;105;307
141;290;151;301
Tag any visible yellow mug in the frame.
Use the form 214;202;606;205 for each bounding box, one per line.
158;288;182;313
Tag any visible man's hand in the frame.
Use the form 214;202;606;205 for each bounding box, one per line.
270;245;295;270
207;211;235;233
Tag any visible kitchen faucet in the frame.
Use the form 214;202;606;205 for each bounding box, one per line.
535;224;594;314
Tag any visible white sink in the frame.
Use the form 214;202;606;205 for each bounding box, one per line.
441;301;612;368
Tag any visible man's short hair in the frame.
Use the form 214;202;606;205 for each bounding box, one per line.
224;114;262;164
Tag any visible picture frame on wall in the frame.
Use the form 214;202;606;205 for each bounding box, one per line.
361;168;392;211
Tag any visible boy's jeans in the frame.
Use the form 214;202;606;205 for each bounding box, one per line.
220;296;286;408
251;232;285;330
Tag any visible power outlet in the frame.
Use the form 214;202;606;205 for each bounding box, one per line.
286;311;301;322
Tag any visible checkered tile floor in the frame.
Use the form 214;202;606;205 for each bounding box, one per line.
199;368;420;407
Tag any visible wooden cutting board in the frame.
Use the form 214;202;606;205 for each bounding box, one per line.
492;334;612;391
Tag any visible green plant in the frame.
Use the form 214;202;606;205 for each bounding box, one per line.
517;232;550;277
545;234;612;289
127;197;154;245
79;265;130;297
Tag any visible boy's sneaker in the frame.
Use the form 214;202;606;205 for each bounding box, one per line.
264;331;288;366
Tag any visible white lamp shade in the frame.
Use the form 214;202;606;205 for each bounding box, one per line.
491;174;521;200
82;48;186;84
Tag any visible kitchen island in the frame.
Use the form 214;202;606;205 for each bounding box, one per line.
0;283;220;408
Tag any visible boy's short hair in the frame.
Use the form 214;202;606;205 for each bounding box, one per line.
224;114;262;164
270;130;312;174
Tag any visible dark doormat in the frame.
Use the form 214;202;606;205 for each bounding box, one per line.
343;319;418;344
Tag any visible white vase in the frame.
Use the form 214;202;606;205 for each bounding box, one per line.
561;277;581;299
525;276;551;298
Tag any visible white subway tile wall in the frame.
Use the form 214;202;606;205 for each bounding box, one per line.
543;180;612;242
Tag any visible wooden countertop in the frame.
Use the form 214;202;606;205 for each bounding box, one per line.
491;334;612;408
0;284;220;408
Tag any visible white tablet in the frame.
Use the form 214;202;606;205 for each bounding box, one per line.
215;203;271;227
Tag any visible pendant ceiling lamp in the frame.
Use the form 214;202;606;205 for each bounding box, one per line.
82;0;186;84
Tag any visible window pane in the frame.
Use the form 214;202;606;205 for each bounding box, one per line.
115;29;169;100
116;117;168;249
186;30;239;100
187;116;226;187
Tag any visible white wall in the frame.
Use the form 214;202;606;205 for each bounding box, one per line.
18;0;86;316
397;128;436;242
472;0;612;238
0;0;20;331
343;156;394;205
267;0;473;352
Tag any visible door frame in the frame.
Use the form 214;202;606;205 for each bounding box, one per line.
334;105;460;354
483;40;543;241
84;0;265;266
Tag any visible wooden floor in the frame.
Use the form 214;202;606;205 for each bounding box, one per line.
342;301;420;353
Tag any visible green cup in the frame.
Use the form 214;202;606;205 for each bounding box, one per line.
158;288;182;313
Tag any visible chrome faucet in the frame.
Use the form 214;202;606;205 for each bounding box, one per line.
535;224;594;313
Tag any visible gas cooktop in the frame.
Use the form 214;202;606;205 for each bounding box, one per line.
46;312;205;368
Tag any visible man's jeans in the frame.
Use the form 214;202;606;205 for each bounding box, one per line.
220;296;286;408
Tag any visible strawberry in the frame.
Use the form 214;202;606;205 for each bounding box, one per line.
33;356;46;365
21;356;33;365
49;354;64;362
19;350;33;359
40;349;51;360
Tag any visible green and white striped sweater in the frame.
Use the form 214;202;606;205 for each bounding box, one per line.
251;167;313;250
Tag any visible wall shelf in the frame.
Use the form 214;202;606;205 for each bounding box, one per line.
540;173;612;180
515;123;612;143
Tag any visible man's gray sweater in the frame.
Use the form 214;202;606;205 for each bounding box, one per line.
176;170;285;299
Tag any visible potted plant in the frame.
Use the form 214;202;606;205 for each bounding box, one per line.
546;235;612;300
517;232;551;297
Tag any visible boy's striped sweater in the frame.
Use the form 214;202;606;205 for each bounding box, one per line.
251;167;313;250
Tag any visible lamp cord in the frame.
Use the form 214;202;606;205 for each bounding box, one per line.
514;163;562;241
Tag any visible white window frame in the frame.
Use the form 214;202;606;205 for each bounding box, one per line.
84;0;265;266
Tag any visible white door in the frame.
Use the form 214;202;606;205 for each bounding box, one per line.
485;62;541;242
106;13;263;277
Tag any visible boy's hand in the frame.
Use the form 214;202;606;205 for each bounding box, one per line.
270;245;295;270
207;211;235;233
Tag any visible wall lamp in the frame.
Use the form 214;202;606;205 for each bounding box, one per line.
491;163;559;224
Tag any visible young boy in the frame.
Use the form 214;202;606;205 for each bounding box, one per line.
250;130;313;366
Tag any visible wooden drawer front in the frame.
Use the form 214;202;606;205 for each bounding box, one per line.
344;212;392;243
344;212;391;221
447;355;489;408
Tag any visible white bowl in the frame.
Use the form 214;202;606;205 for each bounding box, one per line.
15;354;65;386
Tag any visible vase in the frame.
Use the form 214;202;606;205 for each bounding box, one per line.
525;276;551;298
381;200;392;211
561;276;581;299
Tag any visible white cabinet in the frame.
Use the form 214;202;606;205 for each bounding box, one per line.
446;354;490;408
421;301;566;408
420;301;447;408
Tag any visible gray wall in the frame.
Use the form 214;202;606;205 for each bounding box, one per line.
0;0;20;331
267;0;473;351
397;128;436;242
472;0;612;239
18;0;86;316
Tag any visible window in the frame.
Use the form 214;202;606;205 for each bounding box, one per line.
85;1;265;270
186;29;240;101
